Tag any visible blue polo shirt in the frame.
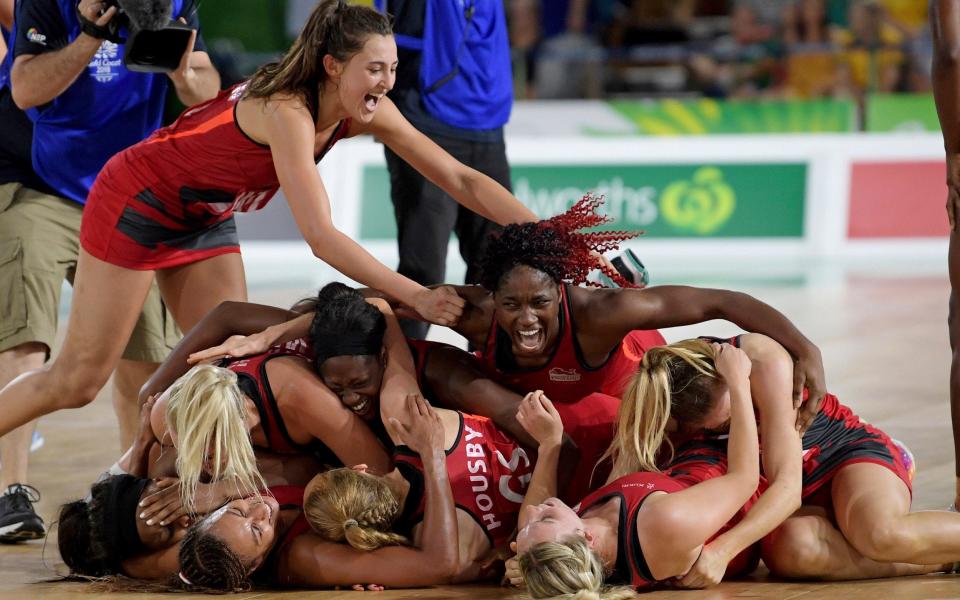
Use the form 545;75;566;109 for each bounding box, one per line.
12;0;205;204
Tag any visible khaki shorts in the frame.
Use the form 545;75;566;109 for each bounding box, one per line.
0;182;181;362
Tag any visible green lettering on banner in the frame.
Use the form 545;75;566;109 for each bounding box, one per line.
360;163;806;240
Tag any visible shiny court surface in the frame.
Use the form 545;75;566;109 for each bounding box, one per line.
5;263;960;599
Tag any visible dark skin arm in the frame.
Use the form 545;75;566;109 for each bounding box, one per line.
139;301;298;404
574;285;825;433
931;0;960;503
360;285;493;348
423;344;580;494
280;395;460;588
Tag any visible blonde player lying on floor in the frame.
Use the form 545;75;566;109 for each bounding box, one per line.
609;334;960;586
510;342;763;597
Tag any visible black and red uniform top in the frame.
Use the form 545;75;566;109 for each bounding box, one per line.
222;338;339;466
80;81;351;270
575;472;685;590
477;285;665;501
394;413;534;549
575;456;761;591
479;285;665;403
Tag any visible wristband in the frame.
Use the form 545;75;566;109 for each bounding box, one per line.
76;1;124;43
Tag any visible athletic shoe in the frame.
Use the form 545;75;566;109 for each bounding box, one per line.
890;438;915;485
0;484;45;543
591;249;650;288
30;431;44;452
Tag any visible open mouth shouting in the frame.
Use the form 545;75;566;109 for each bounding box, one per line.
363;92;383;113
515;327;545;354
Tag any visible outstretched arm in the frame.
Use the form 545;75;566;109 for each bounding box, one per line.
595;286;825;432
139;301;300;404
264;100;464;326
367;97;537;226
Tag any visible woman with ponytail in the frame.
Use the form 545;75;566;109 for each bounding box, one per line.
512;342;762;595
613;333;960;587
0;0;540;456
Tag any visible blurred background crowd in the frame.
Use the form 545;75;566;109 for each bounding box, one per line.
203;0;932;124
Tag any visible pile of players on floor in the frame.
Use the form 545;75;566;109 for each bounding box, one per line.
55;198;955;597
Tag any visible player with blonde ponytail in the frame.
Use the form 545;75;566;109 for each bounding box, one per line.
619;334;960;588
602;339;723;481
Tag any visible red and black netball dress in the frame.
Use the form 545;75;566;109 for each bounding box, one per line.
576;446;760;590
222;338;339;466
700;335;912;503
80;82;351;270
394;412;533;548
478;285;665;500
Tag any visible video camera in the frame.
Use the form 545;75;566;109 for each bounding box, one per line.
77;0;196;73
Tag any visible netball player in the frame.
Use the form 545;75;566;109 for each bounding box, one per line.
0;0;538;451
611;335;960;586
514;342;763;596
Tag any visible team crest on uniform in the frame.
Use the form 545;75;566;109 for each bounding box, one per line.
89;41;121;83
549;367;581;383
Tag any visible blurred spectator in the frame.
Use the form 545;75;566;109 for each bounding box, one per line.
784;0;832;45
834;0;909;95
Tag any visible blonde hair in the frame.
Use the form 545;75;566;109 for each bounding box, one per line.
520;537;637;600
165;365;265;513
601;340;720;481
304;468;410;551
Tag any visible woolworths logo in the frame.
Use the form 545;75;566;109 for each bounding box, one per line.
660;168;736;234
513;167;736;235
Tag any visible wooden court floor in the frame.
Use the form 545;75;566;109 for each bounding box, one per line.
4;272;960;599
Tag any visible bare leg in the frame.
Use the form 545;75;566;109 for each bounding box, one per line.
156;253;247;331
835;463;960;564
112;359;160;450
950;230;960;507
0;343;44;488
763;506;943;580
0;250;154;437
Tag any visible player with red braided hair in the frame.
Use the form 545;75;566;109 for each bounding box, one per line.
407;193;827;501
478;194;640;291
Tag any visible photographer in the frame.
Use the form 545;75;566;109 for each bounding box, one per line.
0;0;218;542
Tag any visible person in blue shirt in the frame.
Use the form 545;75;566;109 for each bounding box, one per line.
376;0;515;339
0;0;218;542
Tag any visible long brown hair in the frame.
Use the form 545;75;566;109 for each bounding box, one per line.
601;339;720;480
245;0;392;122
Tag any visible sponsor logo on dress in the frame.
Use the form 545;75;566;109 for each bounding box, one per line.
26;27;47;45
549;367;581;383
89;41;122;83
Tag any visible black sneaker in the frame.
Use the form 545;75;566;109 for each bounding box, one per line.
0;484;45;543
